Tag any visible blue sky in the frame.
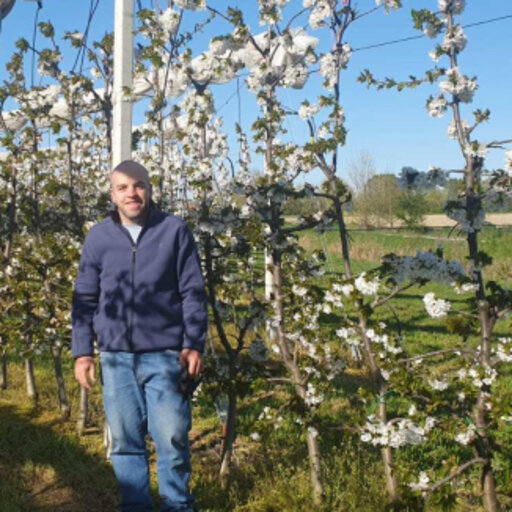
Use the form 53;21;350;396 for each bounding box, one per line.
0;1;511;183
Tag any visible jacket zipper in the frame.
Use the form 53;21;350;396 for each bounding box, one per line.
114;216;151;350
129;244;136;350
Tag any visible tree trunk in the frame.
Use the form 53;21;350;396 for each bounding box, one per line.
359;312;398;502
380;400;398;503
51;344;70;419
273;254;325;502
306;428;324;505
219;388;237;488
473;300;499;512
76;387;88;436
1;351;7;390
24;357;38;404
482;462;499;512
331;185;352;277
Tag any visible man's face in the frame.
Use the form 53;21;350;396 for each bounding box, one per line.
110;170;151;225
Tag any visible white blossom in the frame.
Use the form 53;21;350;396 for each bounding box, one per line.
174;0;206;10
409;471;430;492
304;383;324;408
307;426;319;438
354;272;380;296
298;102;320;120
317;124;330;139
308;0;332;29
375;0;401;13
428;378;449;391
452;282;479;294
361;415;434;448
158;7;180;33
438;0;465;15
426;94;447;118
442;25;467;53
463;141;488;159
90;67;102;80
439;67;477;103
423;292;451;318
454;425;476;445
292;284;308;297
447;119;469;140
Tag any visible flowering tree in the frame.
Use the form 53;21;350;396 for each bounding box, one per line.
217;1;359;503
359;1;512;509
0;21;112;420
132;4;273;487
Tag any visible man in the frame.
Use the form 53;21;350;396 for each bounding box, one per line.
72;160;206;512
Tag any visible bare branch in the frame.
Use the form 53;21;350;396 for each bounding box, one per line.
372;283;415;308
398;348;475;364
266;377;295;384
426;458;486;493
487;139;512;149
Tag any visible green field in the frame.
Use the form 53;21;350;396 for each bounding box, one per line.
1;226;511;511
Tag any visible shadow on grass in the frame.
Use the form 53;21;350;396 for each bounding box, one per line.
0;404;118;512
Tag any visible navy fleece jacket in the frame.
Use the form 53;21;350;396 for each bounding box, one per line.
71;207;207;358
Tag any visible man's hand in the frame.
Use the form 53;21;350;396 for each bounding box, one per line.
74;356;96;389
179;349;203;377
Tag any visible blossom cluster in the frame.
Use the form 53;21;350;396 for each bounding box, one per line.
319;45;351;89
426;94;448;118
354;272;380;296
174;0;206;10
375;0;401;14
442;25;467;53
447;118;469;140
423;292;451;318
307;1;332;30
495;337;512;363
438;0;465;15
361;414;436;448
439;67;477;104
457;365;497;389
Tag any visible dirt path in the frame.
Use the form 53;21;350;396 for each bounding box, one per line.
423;213;512;227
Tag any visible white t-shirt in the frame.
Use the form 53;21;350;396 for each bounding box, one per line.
124;224;142;244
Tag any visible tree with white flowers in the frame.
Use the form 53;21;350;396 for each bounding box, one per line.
359;0;512;509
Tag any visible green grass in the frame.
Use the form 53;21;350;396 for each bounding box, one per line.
302;225;512;283
1;226;511;511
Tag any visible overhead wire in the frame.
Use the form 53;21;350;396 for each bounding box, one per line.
71;0;100;74
30;0;42;87
352;13;512;52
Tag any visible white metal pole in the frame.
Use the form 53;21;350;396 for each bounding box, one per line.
112;0;134;168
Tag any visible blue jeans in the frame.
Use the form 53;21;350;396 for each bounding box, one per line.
100;350;194;512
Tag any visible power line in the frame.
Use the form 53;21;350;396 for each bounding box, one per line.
353;13;512;53
71;0;100;74
30;1;42;87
